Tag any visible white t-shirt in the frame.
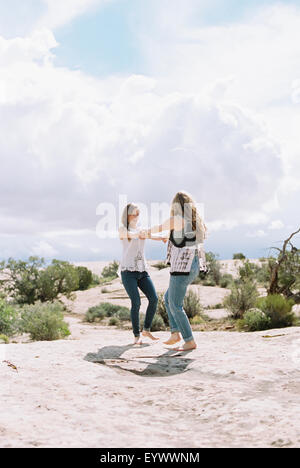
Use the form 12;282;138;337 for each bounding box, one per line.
118;226;149;274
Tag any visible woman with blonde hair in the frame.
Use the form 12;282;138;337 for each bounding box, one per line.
119;203;168;345
141;191;208;351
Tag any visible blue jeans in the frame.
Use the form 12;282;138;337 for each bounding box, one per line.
121;270;158;337
164;253;200;342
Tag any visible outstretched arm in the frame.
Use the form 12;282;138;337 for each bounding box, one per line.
141;216;184;237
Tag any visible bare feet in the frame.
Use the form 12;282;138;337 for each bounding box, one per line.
174;340;197;351
163;332;181;345
142;330;159;341
134;336;143;345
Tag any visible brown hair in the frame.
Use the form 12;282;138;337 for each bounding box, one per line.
170;191;207;242
121;203;139;242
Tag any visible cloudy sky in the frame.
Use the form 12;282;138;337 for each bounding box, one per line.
0;0;299;262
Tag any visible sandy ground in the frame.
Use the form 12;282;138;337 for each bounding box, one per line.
1;259;299;448
1;317;300;448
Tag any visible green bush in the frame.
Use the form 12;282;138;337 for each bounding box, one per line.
153;262;168;270
0;334;9;344
101;261;119;279
117;308;132;322
84;302;131;323
202;279;217;287
233;253;246;260
219;274;234;288
20;301;70;341
156;292;169;326
223;280;259;319
91;274;100;286
76;266;93;290
109;317;120;326
183;290;203;319
204;252;221;285
191;315;205;325
37;260;79;302
85;305;107;323
238;308;271;331
256;294;295;329
0;298;19;336
150;314;166;331
0;257;80;304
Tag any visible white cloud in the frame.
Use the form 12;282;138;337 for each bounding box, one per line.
246;230;267;238
138;3;300;196
291;79;300;104
0;26;284;246
31;241;58;257
1;1;299;259
269;220;284;230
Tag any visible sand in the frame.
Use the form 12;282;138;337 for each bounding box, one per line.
1;259;299;448
1;317;300;448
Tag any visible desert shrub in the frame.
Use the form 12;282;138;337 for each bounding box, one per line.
0;257;81;304
156;292;169;326
117;307;132;322
204;252;221;285
0;334;9;344
153;261;168;270
223;280;259;319
238;260;258;283
76;266;93;290
20;301;70;341
101;261;119;279
150;314;166;331
91;274;100;286
191;315;205;325
0;298;19;336
202;278;217;287
219;274;234;288
183;290;203;319
233;253;246;260
109;317;120;326
237;308;271;331
100;303;128;317
255;263;270;286
256;294;295;329
84;302;130;323
0;256;44;304
85;305;107;323
37;260;79;302
157;290;204;323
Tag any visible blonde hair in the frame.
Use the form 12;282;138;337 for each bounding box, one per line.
121;203;139;242
170;191;208;243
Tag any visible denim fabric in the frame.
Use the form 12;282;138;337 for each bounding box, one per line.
121;270;158;337
164;253;200;342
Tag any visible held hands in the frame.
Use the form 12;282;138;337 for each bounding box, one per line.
138;229;168;243
138;229;149;239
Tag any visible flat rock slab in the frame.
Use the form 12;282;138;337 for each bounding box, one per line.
1;318;300;448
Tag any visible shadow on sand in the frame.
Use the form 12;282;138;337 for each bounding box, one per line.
84;343;195;377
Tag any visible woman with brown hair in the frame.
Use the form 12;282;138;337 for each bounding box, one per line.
140;191;208;351
119;203;168;345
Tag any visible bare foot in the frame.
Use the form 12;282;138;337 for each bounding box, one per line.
163;333;181;345
174;340;197;351
134;336;143;345
142;330;159;341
